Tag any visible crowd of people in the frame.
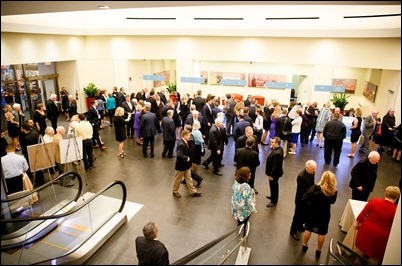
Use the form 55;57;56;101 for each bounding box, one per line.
1;87;401;264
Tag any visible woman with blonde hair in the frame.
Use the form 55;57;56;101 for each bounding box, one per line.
315;102;331;148
113;107;128;158
269;105;282;140
301;171;337;258
4;104;20;150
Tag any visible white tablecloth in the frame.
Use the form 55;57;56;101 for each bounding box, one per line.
339;199;367;250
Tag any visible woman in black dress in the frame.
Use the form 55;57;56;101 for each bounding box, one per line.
113;107;128;158
33;103;47;135
301;171;337;258
347;107;362;157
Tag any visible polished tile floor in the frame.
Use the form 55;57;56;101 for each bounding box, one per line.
44;118;402;265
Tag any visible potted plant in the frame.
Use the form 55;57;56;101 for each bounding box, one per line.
165;81;178;103
330;92;350;112
83;82;99;109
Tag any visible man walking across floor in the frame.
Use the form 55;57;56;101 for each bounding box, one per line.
234;136;260;194
289;160;316;241
323;112;346;167
172;129;202;198
265;137;284;207
202;117;225;176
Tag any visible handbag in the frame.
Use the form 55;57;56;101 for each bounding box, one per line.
281;117;291;140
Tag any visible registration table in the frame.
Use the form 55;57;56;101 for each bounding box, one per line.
338;199;367;250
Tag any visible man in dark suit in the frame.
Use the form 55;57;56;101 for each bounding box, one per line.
87;100;107;150
140;105;158;158
161;109;176;158
265;137;284;207
157;88;168;105
121;95;135;138
202;95;215;144
235;126;259;154
117;87;126;107
275;109;292;157
289;160;316;241
192;90;205;112
135;221;170;265
234;114;250;143
172;129;202;198
46;93;59;131
202;118;224;176
323;112;346;166
234;137;260;194
225;94;237;136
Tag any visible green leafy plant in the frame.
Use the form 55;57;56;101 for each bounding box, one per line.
83;82;99;97
330;93;350;110
165;81;177;94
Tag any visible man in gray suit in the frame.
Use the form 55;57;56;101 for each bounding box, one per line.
359;110;381;154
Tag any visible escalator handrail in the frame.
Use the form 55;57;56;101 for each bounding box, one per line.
171;227;239;265
1;171;83;204
1;176;126;223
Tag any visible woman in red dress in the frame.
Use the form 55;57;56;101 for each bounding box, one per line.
355;186;400;265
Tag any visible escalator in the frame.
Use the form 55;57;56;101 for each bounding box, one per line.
1;171;127;265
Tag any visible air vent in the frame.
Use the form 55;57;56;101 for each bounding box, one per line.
126;17;176;20
194;18;244;20
266;17;319;20
344;13;400;19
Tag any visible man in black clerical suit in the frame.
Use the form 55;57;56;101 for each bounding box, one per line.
265;137;284;207
140;105;158;158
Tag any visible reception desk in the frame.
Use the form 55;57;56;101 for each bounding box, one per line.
339;199;367;250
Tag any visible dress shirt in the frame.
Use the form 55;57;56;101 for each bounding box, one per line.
1;152;29;179
75;120;93;140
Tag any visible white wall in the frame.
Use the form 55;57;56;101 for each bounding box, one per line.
1;33;400;114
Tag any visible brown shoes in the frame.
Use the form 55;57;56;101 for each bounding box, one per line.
173;192;181;198
191;192;202;197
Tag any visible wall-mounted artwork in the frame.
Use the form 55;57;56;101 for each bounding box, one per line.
209;71;246;85
332;78;357;94
200;71;208;84
153;70;170;87
248;74;287;87
363;81;378;102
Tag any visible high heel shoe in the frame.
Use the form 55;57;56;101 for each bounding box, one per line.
315;250;321;258
302;245;308;252
118;153;125;158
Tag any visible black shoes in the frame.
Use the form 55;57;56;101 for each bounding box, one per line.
191;192;202;197
290;232;300;241
253;188;259;195
266;196;271;199
315;250;321;258
202;162;209;169
173;192;181;198
302;245;308;252
197;177;203;187
266;202;276;208
214;171;223;176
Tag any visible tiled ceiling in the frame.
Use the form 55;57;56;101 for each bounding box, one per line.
1;1;401;38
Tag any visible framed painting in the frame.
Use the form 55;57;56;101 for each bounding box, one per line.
248;74;287;87
363;81;377;102
332;78;357;94
209;71;246;85
153;70;170;87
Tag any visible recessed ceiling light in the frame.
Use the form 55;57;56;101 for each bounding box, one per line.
98;5;111;9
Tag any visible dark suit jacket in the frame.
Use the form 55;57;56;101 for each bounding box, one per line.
202;103;214;126
146;96;158;114
265;146;284;178
192;96;205;112
121;100;135;119
234;120;250;141
175;139;192;171
235;134;259;154
349;156;378;193
86;106;100;127
162;116;176;141
45;99;59;120
185;116;206;136
140;112;158;137
135;236;169;265
117;92;126;107
207;124;223;151
275;116;292;139
234;146;260;173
